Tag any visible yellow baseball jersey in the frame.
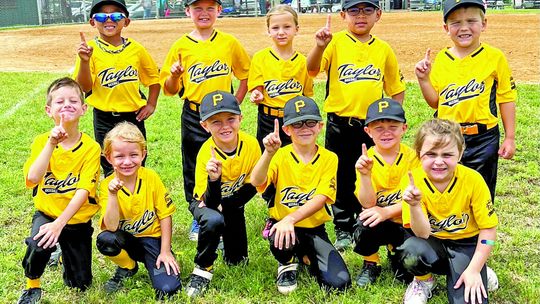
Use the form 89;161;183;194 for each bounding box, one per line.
248;47;313;108
72;37;160;112
321;32;405;118
430;43;517;129
193;131;261;200
23;132;101;224
401;165;498;240
354;144;420;223
257;145;337;228
98;167;175;238
160;30;251;101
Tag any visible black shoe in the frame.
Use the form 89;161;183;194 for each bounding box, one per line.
334;230;353;251
388;249;413;284
17;288;42;304
104;264;138;293
186;266;213;298
276;263;298;295
356;261;382;287
47;246;62;268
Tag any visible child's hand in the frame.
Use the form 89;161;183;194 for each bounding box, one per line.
269;216;296;250
454;267;487;304
49;114;68;146
314;14;332;48
156;250;180;276
206;146;222;182
250;89;263;104
262;119;281;154
170;53;184;79
108;169;124;194
359;206;389;228
403;172;422;206
33;220;64;249
415;49;432;80
498;137;515;159
355;143;373;175
77;32;93;62
136;103;155;121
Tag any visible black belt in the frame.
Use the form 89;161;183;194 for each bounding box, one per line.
94;108;137;117
327;113;365;126
185;99;200;112
258;104;284;118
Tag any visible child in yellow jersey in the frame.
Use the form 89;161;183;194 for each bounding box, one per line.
160;0;251;241
306;0;406;251
415;0;516;204
251;96;351;295
249;4;314;148
398;119;497;304
96;122;180;300
352;98;418;287
185;91;261;297
19;78;101;304
74;0;160;177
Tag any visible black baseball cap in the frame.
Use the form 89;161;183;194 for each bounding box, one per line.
443;0;485;22
199;90;241;121
283;96;322;126
342;0;380;10
185;0;222;6
90;0;129;17
365;98;406;125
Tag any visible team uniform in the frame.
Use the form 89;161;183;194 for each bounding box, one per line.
248;47;314;148
257;144;350;290
22;132;101;290
398;165;498;303
429;43;517;201
96;166;181;296
190;131;261;267
72;37;160;176
159;29;251;204
352;144;419;261
320;31;406;236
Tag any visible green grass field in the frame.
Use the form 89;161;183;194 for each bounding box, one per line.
0;71;539;303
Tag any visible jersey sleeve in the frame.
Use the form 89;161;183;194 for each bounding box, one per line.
231;39;251;81
382;46;405;97
137;47;160;87
97;176;112;230
159;39;183;96
23;135;45;188
320;42;333;74
470;173;498;229
76;143;101;199
152;173;176;220
193;143;211;201
248;52;264;91
303;71;314;97
495;54;517;104
314;153;338;204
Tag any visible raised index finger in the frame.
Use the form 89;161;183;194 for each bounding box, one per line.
273;119;280;135
325;14;331;30
408;171;416;186
210;146;216;159
361;143;368;156
80;31;86;43
178;53;182;64
424;48;431;61
59;113;64;127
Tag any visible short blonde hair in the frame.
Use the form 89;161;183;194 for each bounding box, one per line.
46;77;85;106
413;118;465;158
266;4;298;28
103;122;146;157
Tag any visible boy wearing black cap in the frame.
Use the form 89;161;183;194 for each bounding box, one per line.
352;98;418;287
74;0;161;177
186;91;261;297
306;0;406;251
251;96;351;294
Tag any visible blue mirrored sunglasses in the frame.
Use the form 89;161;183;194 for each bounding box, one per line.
92;12;126;23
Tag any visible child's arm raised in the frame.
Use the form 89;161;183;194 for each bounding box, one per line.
102;170;123;231
164;53;184;95
251;119;281;187
402;172;430;238
454;227;496;304
307;14;332;77
76;32;93;92
415;49;438;109
156;216;180;276
355;143;376;208
498;102;516;159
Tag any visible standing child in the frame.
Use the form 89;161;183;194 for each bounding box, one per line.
352;98;418;287
249;4;314;148
185;91;261;297
160;0;250;241
19;77;101;304
398;118;497;304
306;0;406;251
74;0;160;177
96;122;181;300
251;96;351;294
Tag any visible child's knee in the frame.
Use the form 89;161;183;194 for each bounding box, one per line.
201;212;225;233
397;237;436;275
154;278;181;299
96;231;121;256
25;237;54;254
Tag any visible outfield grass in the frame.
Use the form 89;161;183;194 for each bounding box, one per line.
0;71;538;303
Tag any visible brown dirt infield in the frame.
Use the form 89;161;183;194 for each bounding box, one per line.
0;12;538;82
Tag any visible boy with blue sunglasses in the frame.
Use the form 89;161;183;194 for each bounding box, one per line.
73;0;161;177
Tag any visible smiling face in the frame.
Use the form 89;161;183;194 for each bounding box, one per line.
365;119;407;152
283;120;323;147
201;112;241;150
444;6;486;54
340;4;381;41
267;12;298;48
419;135;462;186
46;86;87;125
90;4;130;42
106;140;146;178
186;0;221;30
